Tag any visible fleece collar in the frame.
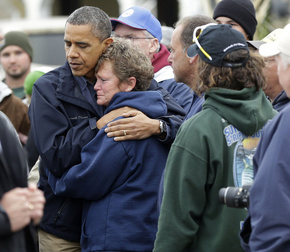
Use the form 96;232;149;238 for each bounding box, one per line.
0;81;12;102
151;44;171;73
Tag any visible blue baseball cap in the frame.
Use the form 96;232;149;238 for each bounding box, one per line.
111;6;162;42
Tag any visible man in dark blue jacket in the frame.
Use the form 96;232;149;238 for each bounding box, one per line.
29;6;185;252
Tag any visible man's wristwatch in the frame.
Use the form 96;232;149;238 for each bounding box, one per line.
158;120;167;137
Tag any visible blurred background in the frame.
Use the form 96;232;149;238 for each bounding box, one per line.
0;0;289;70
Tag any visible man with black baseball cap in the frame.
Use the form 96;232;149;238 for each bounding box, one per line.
154;24;276;252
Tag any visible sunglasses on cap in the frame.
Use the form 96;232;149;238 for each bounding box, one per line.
192;23;218;61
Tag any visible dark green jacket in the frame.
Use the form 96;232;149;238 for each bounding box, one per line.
154;87;277;252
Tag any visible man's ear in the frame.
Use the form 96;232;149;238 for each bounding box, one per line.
125;77;136;92
188;54;199;65
148;38;159;55
103;37;113;51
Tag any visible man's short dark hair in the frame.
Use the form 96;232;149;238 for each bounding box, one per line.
66;6;112;42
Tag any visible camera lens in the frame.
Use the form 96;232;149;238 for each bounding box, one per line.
219;186;250;208
218;188;227;204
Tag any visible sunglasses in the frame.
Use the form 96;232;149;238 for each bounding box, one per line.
192;23;217;61
191;23;249;67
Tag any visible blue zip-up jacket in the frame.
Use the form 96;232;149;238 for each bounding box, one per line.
272;90;290;112
184;92;204;121
152;44;193;116
48;91;170;252
159;78;193;114
28;61;185;242
240;103;290;252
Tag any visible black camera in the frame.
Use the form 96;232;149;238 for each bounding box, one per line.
219;185;251;208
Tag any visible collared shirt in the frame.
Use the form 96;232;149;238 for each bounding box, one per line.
78;77;100;113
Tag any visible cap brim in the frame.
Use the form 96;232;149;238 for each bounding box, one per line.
247;40;265;50
111;18;143;31
259;41;280;58
187;44;198;57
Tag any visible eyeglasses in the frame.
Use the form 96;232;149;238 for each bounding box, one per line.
192;23;217;61
264;58;276;65
112;33;155;42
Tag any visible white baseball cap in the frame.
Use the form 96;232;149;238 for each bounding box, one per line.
259;24;290;58
247;28;284;50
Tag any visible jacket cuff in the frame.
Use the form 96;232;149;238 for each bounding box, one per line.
0;204;12;236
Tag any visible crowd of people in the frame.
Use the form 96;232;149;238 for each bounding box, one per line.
1;0;290;251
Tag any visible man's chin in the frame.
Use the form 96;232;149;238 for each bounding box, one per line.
71;69;83;77
8;72;25;79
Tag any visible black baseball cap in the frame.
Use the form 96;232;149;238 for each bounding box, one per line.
187;24;249;67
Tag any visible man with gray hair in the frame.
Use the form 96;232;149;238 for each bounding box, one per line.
168;15;215;119
110;6;193;119
240;23;290;251
248;28;290;111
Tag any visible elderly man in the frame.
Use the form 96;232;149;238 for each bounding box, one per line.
240;24;290;252
110;6;193;114
248;28;290;111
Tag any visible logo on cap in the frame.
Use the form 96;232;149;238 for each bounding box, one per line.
224;43;247;52
121;9;134;18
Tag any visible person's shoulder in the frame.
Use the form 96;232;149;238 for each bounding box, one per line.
33;63;73;94
261;103;290;139
181;108;224;140
274;103;290;127
34;63;67;84
33;69;57;88
172;111;210;150
0;111;18;136
278;102;290;114
0;111;11;125
161;78;191;91
10;95;28;109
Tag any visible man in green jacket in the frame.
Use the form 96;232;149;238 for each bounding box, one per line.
153;24;277;252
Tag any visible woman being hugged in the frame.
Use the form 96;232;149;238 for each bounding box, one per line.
48;39;170;252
